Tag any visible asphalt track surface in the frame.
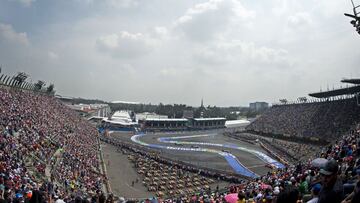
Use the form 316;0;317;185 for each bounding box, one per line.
102;132;230;198
126;130;280;177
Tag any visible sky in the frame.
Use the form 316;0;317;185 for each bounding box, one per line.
0;0;359;106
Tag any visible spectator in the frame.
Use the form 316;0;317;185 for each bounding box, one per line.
246;98;360;143
307;184;321;203
342;169;360;203
350;181;360;203
1;86;360;203
318;159;344;203
276;188;300;203
237;191;246;203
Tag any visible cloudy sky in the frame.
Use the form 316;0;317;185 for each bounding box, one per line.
0;0;359;106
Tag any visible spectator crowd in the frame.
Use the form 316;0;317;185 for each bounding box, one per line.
159;124;360;203
0;88;104;202
103;124;360;203
1;87;360;203
247;98;360;142
224;132;317;163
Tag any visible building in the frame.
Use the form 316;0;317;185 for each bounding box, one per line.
99;111;138;132
225;119;250;128
189;118;226;130
249;102;269;111
139;118;188;131
135;112;168;121
138;117;227;132
111;111;133;122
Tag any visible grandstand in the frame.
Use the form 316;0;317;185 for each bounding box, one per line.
189;118;226;130
139;118;188;131
139;117;226;132
99;111;138;132
2;0;360;201
1;70;360;203
0;86;106;202
246;78;360;143
225;120;250;128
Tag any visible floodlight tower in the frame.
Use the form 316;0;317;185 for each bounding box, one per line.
345;0;360;35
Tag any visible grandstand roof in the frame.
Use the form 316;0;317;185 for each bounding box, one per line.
341;78;360;85
136;112;168;120
144;118;188;122
308;85;360;98
111;100;140;104
225;120;250;128
112;111;131;119
193;118;226;121
102;118;137;126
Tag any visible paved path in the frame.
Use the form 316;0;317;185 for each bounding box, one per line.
101;142;154;199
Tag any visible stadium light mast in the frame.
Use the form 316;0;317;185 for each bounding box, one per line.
34;80;46;91
345;0;360;35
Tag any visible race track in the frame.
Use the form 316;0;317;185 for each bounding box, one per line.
130;131;284;178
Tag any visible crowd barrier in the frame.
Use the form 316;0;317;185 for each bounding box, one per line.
258;141;290;166
98;137;112;194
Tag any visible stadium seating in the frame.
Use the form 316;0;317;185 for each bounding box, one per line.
0;88;103;202
246;98;360;142
1;87;360;203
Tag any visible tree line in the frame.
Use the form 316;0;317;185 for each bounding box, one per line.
108;102;262;120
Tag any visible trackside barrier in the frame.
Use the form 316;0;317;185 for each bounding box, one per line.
98;137;112;194
258;141;290;166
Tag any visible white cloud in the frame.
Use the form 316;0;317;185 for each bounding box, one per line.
10;0;35;7
74;0;138;8
314;0;350;17
48;51;59;60
174;0;255;42
246;44;290;66
96;31;153;58
287;12;312;28
0;23;29;45
154;26;168;37
1;0;359;106
75;0;94;4
160;68;178;77
106;0;138;8
194;40;291;69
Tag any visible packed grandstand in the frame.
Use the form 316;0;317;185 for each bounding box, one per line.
246;98;360;144
1;75;360;203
